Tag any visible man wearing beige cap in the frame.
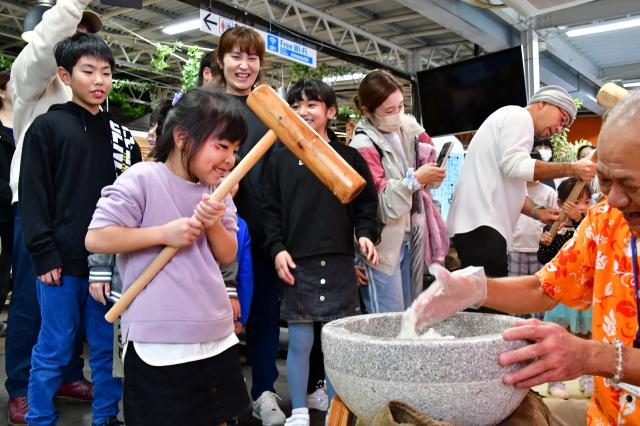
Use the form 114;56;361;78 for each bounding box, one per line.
6;1;102;424
447;85;596;281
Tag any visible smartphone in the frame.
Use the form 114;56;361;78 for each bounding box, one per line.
435;142;453;168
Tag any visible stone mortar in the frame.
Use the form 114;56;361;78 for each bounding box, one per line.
322;312;530;425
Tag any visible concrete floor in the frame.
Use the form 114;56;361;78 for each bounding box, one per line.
0;310;327;425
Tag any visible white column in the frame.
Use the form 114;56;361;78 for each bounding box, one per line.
522;28;540;99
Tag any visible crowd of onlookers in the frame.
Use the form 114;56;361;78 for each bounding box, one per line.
2;1;640;426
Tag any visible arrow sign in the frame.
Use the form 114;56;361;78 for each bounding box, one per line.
200;10;221;35
202;12;218;32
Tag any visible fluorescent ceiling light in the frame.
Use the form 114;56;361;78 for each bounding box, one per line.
162;18;200;35
566;16;640;37
623;81;640;88
323;72;365;84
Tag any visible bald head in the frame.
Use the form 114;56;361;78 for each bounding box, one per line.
596;89;640;232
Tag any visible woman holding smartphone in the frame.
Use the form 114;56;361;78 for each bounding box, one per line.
350;69;449;314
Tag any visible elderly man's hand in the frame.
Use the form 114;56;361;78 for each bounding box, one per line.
498;318;591;388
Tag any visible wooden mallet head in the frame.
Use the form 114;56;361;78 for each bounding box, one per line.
597;82;629;111
247;84;365;204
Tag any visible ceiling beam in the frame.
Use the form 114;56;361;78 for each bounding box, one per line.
323;0;382;13
542;32;602;86
602;63;640;81
390;27;451;41
355;12;419;27
176;0;415;79
533;0;640;30
393;0;611;114
394;0;519;52
539;51;604;115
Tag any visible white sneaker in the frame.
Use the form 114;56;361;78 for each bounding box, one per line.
548;381;570;399
306;387;329;411
252;391;286;426
285;407;310;426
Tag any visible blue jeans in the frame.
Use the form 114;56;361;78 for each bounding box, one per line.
360;241;410;313
5;205;84;398
246;252;281;400
26;276;122;426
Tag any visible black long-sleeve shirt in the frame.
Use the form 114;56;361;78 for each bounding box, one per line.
19;102;139;276
262;131;380;261
232;95;275;255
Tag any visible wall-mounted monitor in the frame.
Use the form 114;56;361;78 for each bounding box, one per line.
417;46;527;136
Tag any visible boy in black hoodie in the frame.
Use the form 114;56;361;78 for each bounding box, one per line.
18;33;124;426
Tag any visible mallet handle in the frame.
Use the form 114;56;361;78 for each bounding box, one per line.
104;130;278;323
546;150;597;240
547;181;588;239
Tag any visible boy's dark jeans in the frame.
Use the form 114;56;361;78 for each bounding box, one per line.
246;251;281;400
0;220;13;312
4;205;85;397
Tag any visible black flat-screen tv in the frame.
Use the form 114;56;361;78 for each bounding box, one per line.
417;46;527;136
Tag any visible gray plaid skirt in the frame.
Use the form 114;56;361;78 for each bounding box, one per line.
280;254;361;322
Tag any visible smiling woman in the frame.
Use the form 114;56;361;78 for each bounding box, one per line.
215;27;264;96
213;26;292;425
350;69;447;315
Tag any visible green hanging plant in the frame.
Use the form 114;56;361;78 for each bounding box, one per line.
290;63;337;81
109;80;153;119
289;63;360;86
0;55;13;71
151;44;177;72
181;46;204;90
337;105;358;123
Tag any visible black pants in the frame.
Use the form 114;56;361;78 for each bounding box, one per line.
123;343;250;426
0;221;13;312
453;226;508;315
452;226;509;278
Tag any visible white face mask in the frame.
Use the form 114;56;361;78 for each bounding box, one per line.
373;112;402;133
537;148;552;162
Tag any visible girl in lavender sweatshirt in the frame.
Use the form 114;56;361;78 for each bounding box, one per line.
85;88;250;426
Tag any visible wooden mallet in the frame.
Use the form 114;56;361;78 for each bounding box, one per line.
544;82;630;241
545;150;597;241
104;84;366;322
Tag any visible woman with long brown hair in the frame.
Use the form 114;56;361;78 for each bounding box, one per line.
350;69;448;314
